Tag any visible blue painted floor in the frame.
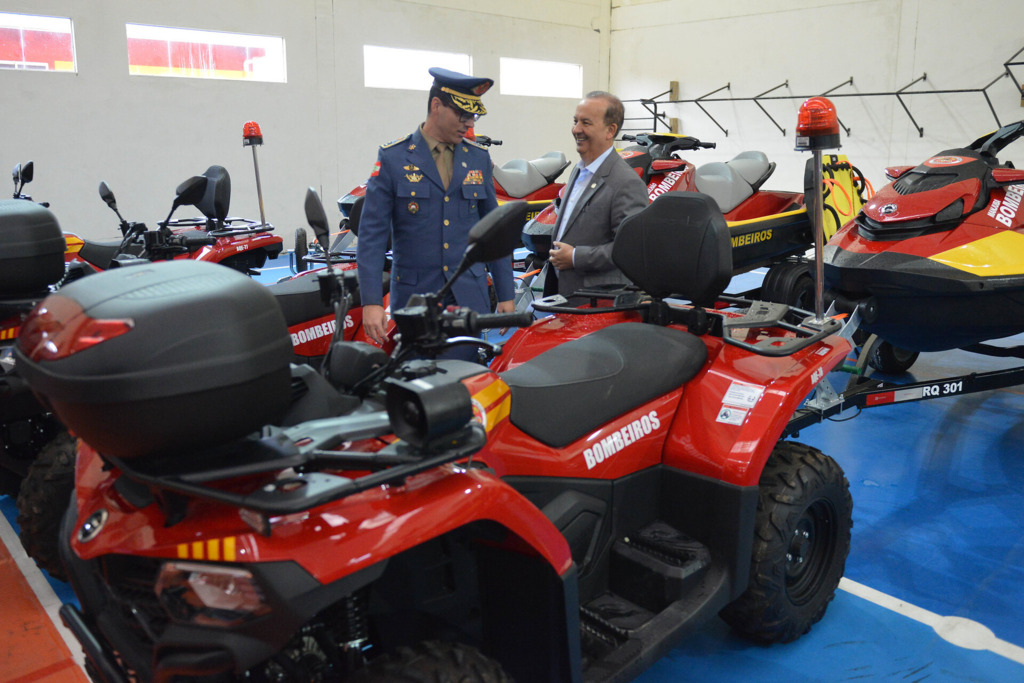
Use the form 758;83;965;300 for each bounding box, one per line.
3;260;1023;680
637;273;1024;681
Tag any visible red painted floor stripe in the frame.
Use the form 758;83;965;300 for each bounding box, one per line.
0;534;87;683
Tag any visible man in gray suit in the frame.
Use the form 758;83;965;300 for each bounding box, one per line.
544;91;648;299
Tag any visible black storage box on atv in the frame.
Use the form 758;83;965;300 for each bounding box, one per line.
0;199;66;296
14;260;293;460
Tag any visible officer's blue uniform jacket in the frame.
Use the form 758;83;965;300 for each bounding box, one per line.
356;127;515;314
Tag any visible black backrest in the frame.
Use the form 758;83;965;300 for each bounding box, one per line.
612;191;732;307
348;195;365;236
196;165;231;223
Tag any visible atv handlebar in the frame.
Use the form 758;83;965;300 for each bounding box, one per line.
621;133;715;154
179;232;219;248
473;135;502;147
459;309;534;335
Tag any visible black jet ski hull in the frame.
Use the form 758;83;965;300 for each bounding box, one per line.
824;246;1024;351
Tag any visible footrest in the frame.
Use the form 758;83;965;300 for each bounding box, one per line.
611;521;711;613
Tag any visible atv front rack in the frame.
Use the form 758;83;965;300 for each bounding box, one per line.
103;415;488;522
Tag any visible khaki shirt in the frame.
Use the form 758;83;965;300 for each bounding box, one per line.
419;125;454;189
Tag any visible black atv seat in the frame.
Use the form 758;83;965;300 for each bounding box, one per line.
502;323;707;448
77;238;123;270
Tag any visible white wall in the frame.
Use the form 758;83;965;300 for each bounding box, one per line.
610;0;1024;194
1;0;610;241
6;0;1021;243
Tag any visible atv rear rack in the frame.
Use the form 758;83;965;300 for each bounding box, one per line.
533;290;841;358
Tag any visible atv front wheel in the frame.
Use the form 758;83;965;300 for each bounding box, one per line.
720;441;852;644
16;430;76;581
350;641;512;682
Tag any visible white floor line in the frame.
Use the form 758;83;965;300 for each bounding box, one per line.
840;577;1024;665
0;508;85;669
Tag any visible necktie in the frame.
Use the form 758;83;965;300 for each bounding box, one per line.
433;143;453;189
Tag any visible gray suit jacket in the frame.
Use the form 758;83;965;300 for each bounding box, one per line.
549;150;648;297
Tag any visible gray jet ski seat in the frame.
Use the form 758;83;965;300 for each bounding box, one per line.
695;151;775;213
492;152;570;198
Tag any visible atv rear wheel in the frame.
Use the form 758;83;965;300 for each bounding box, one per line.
350;641;512;682
294;227;309;272
720;441;852;644
867;340;919;374
16;430;76;581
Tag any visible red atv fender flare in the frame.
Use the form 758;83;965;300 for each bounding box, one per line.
664;334;851;487
70;445;573;582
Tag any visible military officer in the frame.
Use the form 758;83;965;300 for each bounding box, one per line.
356;67;515;350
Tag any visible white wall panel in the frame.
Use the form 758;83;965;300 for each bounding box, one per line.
0;0;610;240
609;0;1024;196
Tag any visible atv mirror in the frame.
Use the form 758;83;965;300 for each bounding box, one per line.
173;176;208;211
433;200;529;305
21;161;33;184
304;187;332;250
160;176;207;231
99;181;118;211
465;200;530;265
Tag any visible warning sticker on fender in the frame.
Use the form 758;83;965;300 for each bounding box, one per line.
723;381;764;408
717;405;748;425
716;381;764;425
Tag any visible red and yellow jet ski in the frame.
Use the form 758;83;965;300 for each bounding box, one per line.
825;120;1024;352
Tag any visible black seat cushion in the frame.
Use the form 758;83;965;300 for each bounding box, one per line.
78;238;127;270
502;323;707;448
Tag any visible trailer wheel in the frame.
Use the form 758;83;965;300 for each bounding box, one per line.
16;430;76;582
868;340;919;374
350;640;512;682
762;262;813;310
294;228;309;273
720;441;851;644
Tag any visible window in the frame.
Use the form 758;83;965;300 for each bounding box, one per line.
363;45;472;90
500;58;582;98
0;12;75;72
125;24;286;82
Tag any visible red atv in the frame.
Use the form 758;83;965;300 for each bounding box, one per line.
19;193;853;682
63;165;283;277
1;198;70;579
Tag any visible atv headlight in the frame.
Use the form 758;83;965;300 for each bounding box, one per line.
156;562;271;627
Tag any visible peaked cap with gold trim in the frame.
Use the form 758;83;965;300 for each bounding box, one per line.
428;67;493;116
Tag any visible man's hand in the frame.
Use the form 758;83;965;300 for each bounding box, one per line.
549;241;575;271
496;299;516;335
363;304;388;345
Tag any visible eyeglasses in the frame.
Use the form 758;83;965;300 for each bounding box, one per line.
446;102;481;124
